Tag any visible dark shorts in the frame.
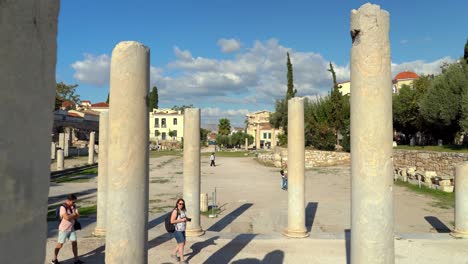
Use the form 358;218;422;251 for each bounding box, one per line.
174;231;186;243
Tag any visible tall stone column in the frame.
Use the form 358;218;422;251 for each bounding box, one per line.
51;142;56;160
94;112;109;237
452;162;468;238
283;97;308;238
88;131;96;164
64;128;70;157
106;41;150;264
350;4;394;263
0;2;59;262
271;128;277;148
57;149;64;170
183;108;204;236
58;132;65;150
256;123;261;149
245;138;249;150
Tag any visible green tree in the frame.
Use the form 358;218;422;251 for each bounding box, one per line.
328;62;345;144
148;86;159;110
218;118;231;136
286;52;297;100
200;128;210;146
420;61;468;141
171;104;193;113
168;130;176;140
55;82;80;110
106;92;109;104
464;39;468;63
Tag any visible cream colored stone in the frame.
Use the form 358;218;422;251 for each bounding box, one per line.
57;149;64;170
105;41;150;264
350;3;394;263
452;162;468;238
441;185;454;193
94;112;109;237
88;131;95;164
200;193;208;212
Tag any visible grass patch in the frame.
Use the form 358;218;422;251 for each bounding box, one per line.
79;204;97;216
395;180;454;209
156;157;179;169
149;199;163;204
150;178;170;184
150;150;183;158
395;145;468;153
175;171;183;174
47;204;96;221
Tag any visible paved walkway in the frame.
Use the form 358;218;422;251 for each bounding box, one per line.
45;155;466;263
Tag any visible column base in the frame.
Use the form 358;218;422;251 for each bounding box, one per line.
450;229;468;238
92;228;106;237
185;227;205;237
282;228;309;238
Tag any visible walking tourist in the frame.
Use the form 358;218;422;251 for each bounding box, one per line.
170;198;191;264
280;169;288;190
210;152;216;167
51;194;84;264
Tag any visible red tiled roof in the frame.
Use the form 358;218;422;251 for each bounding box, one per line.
394;71;419;80
61;100;75;108
260;123;272;130
91;102;109;107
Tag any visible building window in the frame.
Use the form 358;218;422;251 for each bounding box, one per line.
268;133;271;139
173;130;177;138
162;118;166;128
154;130;159;137
173;118;177;125
154;118;159;128
162;132;166;140
263;133;267;139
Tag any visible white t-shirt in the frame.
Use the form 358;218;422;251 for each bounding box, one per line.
175;210;186;231
210;155;215;161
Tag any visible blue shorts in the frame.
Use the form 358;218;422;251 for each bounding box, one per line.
174;231;186;243
58;231;77;244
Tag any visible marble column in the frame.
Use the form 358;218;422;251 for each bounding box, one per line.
183;108;204;236
58;132;65;150
350;4;394;263
94;112;109;237
256;123;261;149
64;128;70;157
51;142;56;160
245;138;249;151
200;193;208;212
452;162;468;238
283;97;308;238
57;149;64;170
105;41;150;264
88;131;96;164
0;3;58;262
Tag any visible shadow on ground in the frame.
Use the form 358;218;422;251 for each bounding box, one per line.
207;203;253;232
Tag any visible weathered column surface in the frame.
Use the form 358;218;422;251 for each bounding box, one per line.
245;138;249;151
57;149;64;170
200;193;208;212
350;4;394;263
452;162;468;238
0;1;59;262
64;130;70;157
183;108;204;236
51;142;56;160
94;112;109;237
58;132;65;150
105;41;150;264
283;97;308;238
256;123;261;149
88;131;95;164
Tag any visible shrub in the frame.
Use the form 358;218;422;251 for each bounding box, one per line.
309;125;336;151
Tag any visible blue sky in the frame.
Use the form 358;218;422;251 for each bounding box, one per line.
57;0;468;126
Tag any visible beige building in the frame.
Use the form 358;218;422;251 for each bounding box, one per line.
149;108;184;142
338;71;419;95
245;110;282;148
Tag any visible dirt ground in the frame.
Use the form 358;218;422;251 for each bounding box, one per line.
44;155;464;263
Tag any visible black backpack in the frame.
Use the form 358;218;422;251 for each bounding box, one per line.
164;209;177;233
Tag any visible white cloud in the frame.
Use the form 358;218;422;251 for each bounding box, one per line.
217;38;241;53
201;107;250;126
71;54;110;86
174;46;193;61
391;56;454;76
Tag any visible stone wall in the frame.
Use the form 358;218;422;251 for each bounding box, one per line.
393;149;468;176
258;148;468;176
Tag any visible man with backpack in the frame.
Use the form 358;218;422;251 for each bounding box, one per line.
51;194;84;264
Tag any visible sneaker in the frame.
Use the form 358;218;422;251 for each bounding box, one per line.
73;260;84;264
170;254;179;262
51;260;60;264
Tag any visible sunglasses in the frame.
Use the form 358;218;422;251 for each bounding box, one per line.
178;203;185;205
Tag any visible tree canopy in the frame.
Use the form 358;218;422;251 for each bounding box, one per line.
55;82;79;110
218;118;231;136
148;86;159;110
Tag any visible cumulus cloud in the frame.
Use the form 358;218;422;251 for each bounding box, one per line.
174;46;193;61
391;56;454;76
217;38;241;53
71;54;110;86
201;107;250;126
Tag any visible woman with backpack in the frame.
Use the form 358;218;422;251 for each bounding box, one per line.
170;198;191;264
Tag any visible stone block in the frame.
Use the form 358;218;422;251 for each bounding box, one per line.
425;171;437;178
439;180;451;186
440;185;454;193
